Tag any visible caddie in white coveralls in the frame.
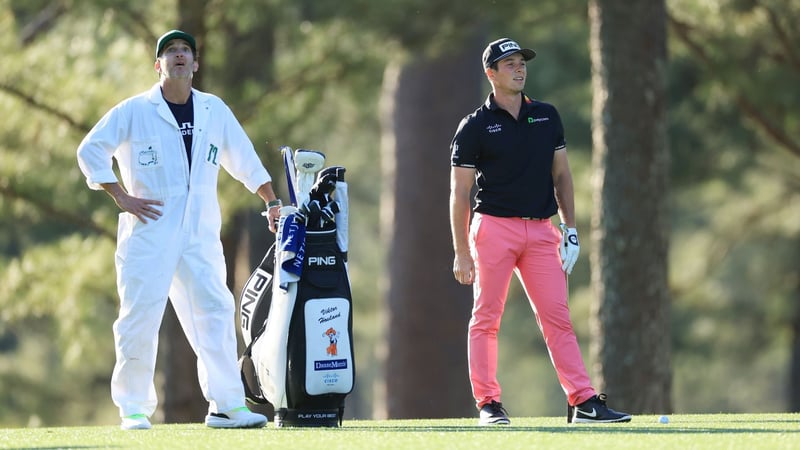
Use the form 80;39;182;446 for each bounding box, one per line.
77;30;282;430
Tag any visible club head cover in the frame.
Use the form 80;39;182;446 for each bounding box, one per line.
294;149;326;175
309;172;337;203
318;165;346;182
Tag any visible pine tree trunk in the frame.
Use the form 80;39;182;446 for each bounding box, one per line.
588;0;672;413
377;34;484;419
160;304;204;422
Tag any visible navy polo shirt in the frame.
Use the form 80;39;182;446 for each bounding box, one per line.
165;94;194;170
450;93;566;218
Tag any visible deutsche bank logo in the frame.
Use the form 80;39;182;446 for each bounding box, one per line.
315;359;348;371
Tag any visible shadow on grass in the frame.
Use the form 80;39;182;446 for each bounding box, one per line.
12;447;117;450
342;424;800;435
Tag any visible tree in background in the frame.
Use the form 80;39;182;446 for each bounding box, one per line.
376;33;483;419
588;0;672;412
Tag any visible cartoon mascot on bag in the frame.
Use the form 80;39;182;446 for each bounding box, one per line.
324;327;339;356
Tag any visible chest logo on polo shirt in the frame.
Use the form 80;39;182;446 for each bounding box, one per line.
487;123;502;133
528;117;549;123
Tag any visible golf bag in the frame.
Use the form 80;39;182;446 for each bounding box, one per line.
239;150;353;427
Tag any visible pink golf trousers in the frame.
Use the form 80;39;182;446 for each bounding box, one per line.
468;213;596;408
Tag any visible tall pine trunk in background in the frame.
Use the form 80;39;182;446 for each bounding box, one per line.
588;0;672;413
376;34;483;419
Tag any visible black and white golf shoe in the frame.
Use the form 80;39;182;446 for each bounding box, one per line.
571;393;631;424
478;400;510;426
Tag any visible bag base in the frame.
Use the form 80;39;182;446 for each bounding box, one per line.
274;407;342;428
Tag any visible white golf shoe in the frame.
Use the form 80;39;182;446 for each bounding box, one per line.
205;406;267;428
120;414;152;430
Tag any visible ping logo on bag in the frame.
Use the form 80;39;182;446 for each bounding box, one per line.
307;255;336;267
240;269;271;330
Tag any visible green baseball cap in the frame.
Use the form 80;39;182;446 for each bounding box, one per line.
155;30;196;58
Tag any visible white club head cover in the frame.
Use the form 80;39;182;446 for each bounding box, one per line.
294;149;325;205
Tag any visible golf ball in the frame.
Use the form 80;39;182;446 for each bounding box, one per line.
658;415;669;424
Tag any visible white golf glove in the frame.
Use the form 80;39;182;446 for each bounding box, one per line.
559;224;580;275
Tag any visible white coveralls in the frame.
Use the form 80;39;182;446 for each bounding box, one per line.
77;83;271;418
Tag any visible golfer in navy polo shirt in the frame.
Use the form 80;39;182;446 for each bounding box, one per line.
449;38;631;426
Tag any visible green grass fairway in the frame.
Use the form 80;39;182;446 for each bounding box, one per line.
1;414;798;449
